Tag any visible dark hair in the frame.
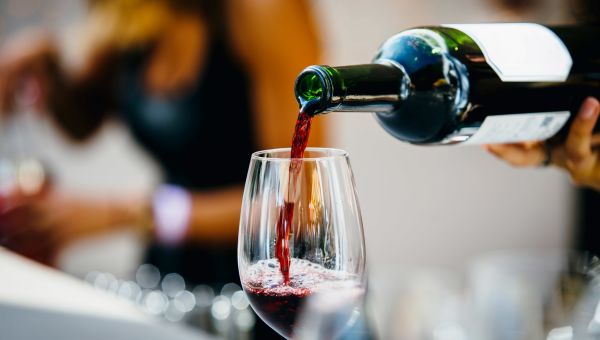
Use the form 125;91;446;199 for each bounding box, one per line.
571;0;600;23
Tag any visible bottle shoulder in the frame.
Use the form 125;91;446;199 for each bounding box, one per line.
372;27;473;143
374;27;482;66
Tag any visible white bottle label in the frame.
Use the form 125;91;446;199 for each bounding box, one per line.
444;23;572;82
462;111;570;145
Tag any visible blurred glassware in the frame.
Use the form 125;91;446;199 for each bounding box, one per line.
143;290;169;315
84;265;256;339
174;290;196;313
117;280;143;303
162;272;186;298
468;251;600;340
136;264;161;289
238;148;367;339
165;298;186;322
193;285;215;309
366;265;467;340
209;285;256;340
341;252;600;340
189;284;216;332
221;283;242;298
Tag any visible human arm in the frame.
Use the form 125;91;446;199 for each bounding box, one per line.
0;186;244;266
229;0;327;148
0;191;146;266
178;0;326;243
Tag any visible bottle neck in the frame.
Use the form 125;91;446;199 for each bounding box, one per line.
294;63;407;116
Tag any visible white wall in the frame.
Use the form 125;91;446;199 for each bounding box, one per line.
0;0;577;277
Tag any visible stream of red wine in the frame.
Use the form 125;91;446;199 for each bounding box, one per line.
274;111;312;284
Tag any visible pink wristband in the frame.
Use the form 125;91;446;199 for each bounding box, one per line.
152;184;192;245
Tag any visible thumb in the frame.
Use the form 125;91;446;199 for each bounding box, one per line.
565;97;600;164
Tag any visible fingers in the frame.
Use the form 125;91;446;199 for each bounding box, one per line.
554;97;600;189
565;97;600;165
485;142;546;167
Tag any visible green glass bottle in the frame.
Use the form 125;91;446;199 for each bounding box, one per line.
295;24;600;145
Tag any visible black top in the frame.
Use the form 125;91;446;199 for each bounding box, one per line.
114;23;255;286
117;40;256;190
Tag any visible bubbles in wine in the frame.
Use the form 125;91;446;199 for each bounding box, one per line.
243;258;357;295
242;259;359;337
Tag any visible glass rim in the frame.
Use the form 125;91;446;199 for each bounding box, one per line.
251;147;349;162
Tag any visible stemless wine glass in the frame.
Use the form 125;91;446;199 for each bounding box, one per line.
238;148;366;339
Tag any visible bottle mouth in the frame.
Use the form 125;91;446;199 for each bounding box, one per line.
294;65;333;115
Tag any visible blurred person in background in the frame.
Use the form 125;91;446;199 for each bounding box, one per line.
485;0;600;256
0;0;323;292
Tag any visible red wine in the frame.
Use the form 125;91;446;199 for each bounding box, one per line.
275;201;294;285
275;111;312;284
290;111;312;159
242;259;358;338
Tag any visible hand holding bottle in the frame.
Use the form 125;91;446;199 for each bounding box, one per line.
485;97;600;191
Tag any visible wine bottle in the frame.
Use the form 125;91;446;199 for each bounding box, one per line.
294;23;600;145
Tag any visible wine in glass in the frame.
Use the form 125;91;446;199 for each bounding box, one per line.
238;148;366;338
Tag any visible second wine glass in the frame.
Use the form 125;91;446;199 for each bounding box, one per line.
238;148;366;339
